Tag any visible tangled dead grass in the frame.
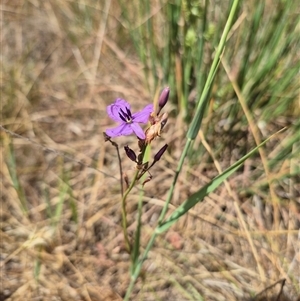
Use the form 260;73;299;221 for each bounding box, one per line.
1;1;299;300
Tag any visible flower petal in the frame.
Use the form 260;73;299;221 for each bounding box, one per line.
130;123;145;140
105;123;133;137
107;98;131;122
132;104;154;123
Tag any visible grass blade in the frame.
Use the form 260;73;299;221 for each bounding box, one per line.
156;128;286;234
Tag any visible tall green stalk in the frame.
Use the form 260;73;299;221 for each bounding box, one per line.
124;0;240;299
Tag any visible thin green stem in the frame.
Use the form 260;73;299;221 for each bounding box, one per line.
121;169;139;253
131;184;144;272
124;232;157;301
122;143;149;255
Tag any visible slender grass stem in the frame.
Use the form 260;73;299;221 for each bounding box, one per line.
158;139;192;224
124;0;241;298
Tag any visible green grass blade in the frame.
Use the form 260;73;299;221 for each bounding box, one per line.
237;0;265;88
124;3;242;299
156;130;284;234
54;179;69;227
158;0;240;224
5;142;28;213
68;189;78;223
187;0;240;140
195;0;209;94
34;250;42;283
43;186;53;221
125;128;285;301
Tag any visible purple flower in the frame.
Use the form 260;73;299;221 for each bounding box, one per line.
105;98;153;140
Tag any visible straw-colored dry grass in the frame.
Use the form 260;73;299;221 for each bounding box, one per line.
1;1;299;301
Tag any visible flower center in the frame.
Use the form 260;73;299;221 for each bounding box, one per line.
119;107;133;124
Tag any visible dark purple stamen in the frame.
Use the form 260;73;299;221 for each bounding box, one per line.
119;108;127;118
118;112;127;122
119;108;132;122
125;107;132;119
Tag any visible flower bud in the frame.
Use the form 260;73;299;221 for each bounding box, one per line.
157;87;170;115
153;144;168;163
124;145;137;162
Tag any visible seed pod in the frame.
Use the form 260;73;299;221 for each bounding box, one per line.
153;144;168;163
124;145;137;162
145;113;169;144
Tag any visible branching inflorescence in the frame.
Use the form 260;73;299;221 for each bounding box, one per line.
104;87;170;186
103;87;170;254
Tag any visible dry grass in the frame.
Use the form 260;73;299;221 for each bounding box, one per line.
1;1;299;301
